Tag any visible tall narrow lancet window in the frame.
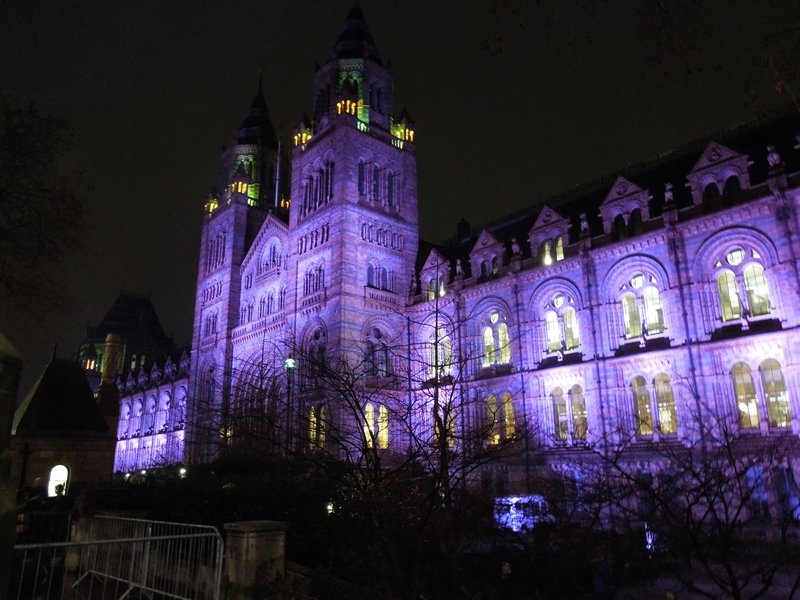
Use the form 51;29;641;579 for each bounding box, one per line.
429;327;453;378
502;392;515;439
621;293;642;339
654;373;677;434
358;160;366;195
378;404;389;449
545;311;561;353
541;240;553;266
717;270;742;321
643;287;664;334
364;403;375;448
367;263;375;287
632;376;653;436
555;236;565;261
386;172;395;208
743;263;770;317
564;307;580;350
372;165;380;201
570;385;587;440
482;327;496;367
552;387;568;441
497;320;511;364
760;359;791;428
486;395;499;444
732;362;759;429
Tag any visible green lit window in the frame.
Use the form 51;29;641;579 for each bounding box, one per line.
761;359;791;428
621;293;642;339
654;373;677;435
732;362;759;429
717;270;741;321
552;387;568;441
569;385;587;440
632;376;653;436
643;287;664;334
744;263;770;317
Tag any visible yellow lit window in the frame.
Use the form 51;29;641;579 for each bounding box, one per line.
487;395;500;444
643;287;664;334
502;392;515;439
555;236;564;261
482;326;495;367
632;376;653;436
564;307;580;350
654;373;677;434
364;403;375;448
732;362;759;429
621;293;642;339
744;263;770;317
378;405;389;449
545;311;561;353
717;270;741;321
761;359;791;428
570;385;587;440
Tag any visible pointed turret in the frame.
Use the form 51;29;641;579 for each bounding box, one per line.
334;2;382;64
237;78;277;146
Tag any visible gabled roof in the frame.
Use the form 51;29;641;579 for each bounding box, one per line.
530;205;567;230
601;176;647;206
690;141;744;173
421;247;449;273
471;229;504;254
13;358;111;437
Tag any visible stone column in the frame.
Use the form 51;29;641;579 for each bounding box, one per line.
0;332;22;595
223;520;287;599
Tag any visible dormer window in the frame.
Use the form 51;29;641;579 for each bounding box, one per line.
426;276;446;300
540;237;564;266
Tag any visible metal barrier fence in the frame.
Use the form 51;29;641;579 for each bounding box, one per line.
11;515;223;600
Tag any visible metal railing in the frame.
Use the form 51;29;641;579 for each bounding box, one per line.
11;515;223;600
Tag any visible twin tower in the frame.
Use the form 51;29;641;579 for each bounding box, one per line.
190;3;419;445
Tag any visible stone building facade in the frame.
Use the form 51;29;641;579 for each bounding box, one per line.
113;5;800;511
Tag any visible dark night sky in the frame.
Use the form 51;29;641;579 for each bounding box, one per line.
1;1;798;395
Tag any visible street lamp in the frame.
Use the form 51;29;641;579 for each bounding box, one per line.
283;356;296;451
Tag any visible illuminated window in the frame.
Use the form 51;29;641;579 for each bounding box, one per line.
632;376;653;436
570;385;587;440
654;373;677;435
717;270;742;321
744;263;770;316
564;307;580;350
481;311;511;367
761;359;791;428
726;247;745;266
621;293;642;339
732;362;759;429
364;403;388;449
545;311;561;353
309;405;326;449
378;404;389;449
552;388;568;441
555;236;564;261
48;464;69;497
364;403;375;448
642;287;664;334
429;327;453;378
540;240;553;266
486;394;514;444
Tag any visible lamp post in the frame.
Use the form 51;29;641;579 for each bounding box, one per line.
283;356;296;452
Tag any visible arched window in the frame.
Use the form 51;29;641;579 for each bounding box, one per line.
733;361;759;428
364;403;375;448
621;293;642;339
380;267;389;290
545;311;561;353
613;214;627;240
366;329;390;377
564;307;580;350
760;359;791;428
480;261;489;282
723;175;741;197
367;263;375;287
481;310;511;367
386;172;395;207
629;209;643;236
569;385;587;441
48;464;69;497
654;373;677;435
744;263;770;316
358;160;366;195
309;405;326;449
632;376;653;436
642;287;664;334
540;240;553;265
555;236;564;261
717;270;742;321
552;387;568;441
502;392;515;439
429;327;453;378
703;182;720;203
486;395;499;444
363;403;388;449
378;404;389;449
491;256;499;277
715;247;771;323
